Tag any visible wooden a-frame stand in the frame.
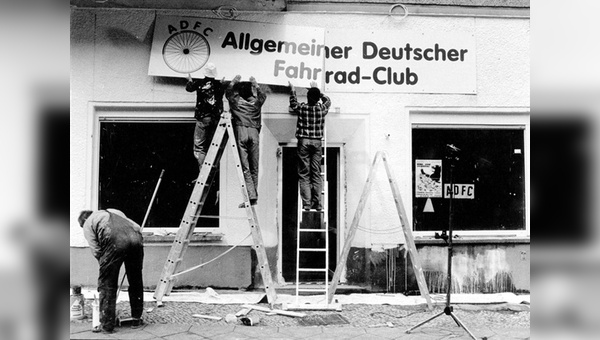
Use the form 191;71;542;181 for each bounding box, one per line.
327;151;433;310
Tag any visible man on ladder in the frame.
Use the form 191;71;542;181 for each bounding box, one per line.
288;81;331;211
186;63;225;172
227;75;267;207
288;81;333;308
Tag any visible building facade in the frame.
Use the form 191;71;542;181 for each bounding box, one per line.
70;0;530;294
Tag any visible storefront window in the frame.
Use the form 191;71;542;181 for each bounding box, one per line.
412;126;525;232
98;121;219;228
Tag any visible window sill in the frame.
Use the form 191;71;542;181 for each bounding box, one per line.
143;232;225;244
414;235;530;245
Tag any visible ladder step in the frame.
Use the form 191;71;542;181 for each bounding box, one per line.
298;228;326;232
298;268;328;272
297;288;328;292
298;248;327;252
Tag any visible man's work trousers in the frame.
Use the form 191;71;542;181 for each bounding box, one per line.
297;138;323;210
97;242;144;331
234;125;260;201
194;117;217;170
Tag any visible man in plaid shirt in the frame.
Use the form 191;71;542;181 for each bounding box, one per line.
288;81;331;210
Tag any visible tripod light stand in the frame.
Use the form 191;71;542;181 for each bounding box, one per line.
405;144;478;340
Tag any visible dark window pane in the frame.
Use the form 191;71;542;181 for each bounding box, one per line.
412;128;525;231
99;122;219;228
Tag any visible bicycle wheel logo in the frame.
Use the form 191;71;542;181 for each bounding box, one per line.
162;30;211;73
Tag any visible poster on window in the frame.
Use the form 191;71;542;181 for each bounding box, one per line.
416;160;442;198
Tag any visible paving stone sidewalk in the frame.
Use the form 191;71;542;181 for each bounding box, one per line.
70;300;530;339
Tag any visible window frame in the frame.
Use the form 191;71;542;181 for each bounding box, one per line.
90;102;223;234
409;107;530;239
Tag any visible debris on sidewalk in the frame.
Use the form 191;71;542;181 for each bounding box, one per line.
235;308;251;317
225;314;237;323
192;314;222;321
242;304;306;318
240;316;260;326
369;322;394;328
205;287;220;299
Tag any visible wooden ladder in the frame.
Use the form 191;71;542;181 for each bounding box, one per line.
152;116;277;307
327;151;433;309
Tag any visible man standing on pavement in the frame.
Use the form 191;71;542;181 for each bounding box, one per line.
78;209;145;333
226;75;267;207
288;81;331;210
186;63;224;171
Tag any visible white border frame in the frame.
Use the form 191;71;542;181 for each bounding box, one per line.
409;107;530;239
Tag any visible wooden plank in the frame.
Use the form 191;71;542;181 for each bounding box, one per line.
381;152;433;310
192;314;222;321
241;304;306;318
327;152;382;303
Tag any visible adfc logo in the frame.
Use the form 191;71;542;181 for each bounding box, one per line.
162;30;211;73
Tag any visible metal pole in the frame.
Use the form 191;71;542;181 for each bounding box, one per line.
446;161;454;308
141;169;165;230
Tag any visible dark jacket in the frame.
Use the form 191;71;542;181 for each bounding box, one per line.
82;209;142;259
186;77;224;121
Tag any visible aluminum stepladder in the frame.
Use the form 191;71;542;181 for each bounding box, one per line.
287;123;340;311
153;115;277;307
326;151;433;310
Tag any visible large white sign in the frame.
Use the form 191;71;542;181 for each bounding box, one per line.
148;16;476;93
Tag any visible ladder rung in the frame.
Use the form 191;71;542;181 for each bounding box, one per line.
298;268;328;272
298;248;327;252
297;288;327;292
298;228;326;232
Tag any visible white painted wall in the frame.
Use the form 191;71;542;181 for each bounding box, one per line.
70;9;529;250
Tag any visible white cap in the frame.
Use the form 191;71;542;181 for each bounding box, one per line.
203;63;217;78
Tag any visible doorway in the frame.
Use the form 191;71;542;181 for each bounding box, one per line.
281;146;339;283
